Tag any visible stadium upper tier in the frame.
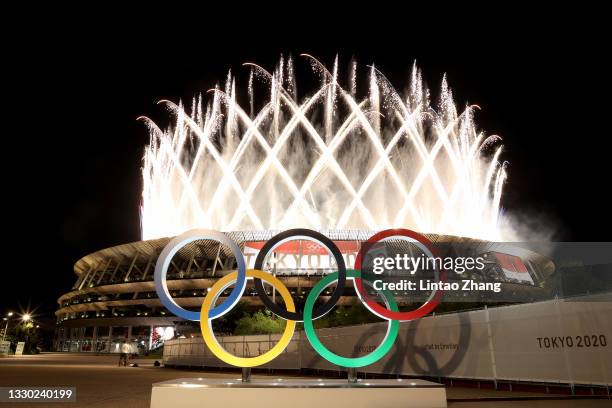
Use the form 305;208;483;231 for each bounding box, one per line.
57;230;555;321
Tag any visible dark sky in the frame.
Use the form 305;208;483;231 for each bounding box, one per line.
3;18;610;318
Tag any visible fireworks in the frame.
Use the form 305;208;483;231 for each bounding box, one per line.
140;55;506;240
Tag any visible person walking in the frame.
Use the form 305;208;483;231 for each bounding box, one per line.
119;340;130;367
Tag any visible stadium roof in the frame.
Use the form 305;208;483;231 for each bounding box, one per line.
73;230;554;277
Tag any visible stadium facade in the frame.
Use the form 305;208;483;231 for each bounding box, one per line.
54;230;555;354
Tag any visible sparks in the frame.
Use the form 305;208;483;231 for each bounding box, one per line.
140;55;507;241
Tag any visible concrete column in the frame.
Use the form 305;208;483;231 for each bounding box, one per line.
108;326;113;353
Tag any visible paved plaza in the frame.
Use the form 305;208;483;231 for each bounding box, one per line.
0;353;608;407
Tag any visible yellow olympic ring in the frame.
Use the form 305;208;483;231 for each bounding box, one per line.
200;269;296;367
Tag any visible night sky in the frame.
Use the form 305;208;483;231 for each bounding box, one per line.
3;21;609;318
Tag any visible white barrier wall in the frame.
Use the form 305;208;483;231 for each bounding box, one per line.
487;293;612;384
164;293;612;385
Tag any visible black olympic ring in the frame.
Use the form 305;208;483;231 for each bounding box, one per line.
253;228;347;321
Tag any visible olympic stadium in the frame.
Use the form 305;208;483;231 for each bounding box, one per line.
54;230;555;353
54;230;612;391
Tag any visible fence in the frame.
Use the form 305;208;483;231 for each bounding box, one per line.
164;292;612;386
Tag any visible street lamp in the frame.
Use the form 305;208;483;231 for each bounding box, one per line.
2;312;14;342
22;314;31;322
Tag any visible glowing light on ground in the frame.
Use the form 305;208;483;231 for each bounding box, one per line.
140;55;507;240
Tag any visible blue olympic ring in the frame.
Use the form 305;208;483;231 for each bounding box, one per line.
153;229;246;321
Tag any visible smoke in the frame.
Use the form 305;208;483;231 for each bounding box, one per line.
498;207;562;243
140;55;509;241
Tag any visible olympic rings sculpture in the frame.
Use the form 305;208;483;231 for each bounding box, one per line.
154;228;444;368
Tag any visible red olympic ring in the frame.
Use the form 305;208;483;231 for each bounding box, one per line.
353;228;447;321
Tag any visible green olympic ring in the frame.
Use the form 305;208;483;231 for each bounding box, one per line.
303;269;400;368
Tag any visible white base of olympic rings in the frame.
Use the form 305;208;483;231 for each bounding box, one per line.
151;377;447;408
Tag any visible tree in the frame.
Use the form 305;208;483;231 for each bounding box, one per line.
234;310;286;335
5;321;43;354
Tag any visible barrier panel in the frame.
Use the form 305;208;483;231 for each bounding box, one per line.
164;293;612;386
